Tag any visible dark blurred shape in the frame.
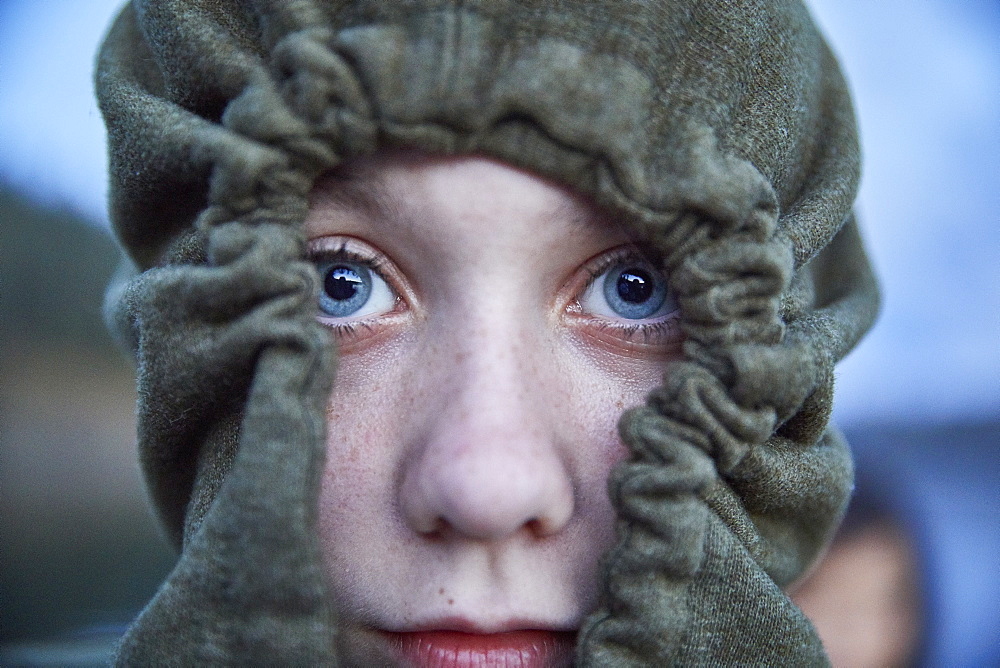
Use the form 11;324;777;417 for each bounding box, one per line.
0;184;176;650
1;187;118;349
795;420;1000;667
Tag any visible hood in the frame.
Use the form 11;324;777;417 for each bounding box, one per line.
97;0;879;664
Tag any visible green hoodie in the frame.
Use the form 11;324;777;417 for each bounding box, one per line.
96;0;878;664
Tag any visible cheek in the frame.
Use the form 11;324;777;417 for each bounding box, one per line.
556;342;669;520
547;348;666;609
316;417;387;583
560;340;668;462
319;413;386;517
315;342;414;576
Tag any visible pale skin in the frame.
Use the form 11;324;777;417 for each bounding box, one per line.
304;151;682;666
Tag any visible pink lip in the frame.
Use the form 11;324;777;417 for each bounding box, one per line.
385;629;576;668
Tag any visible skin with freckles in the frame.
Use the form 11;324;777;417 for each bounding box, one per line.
305;152;683;666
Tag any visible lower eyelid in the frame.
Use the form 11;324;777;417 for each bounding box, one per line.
567;308;682;344
603;317;680;341
567;321;683;362
315;308;411;354
591;310;679;332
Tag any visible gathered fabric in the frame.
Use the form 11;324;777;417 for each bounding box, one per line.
97;0;879;664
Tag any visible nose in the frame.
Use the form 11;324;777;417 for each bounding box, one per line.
399;338;575;541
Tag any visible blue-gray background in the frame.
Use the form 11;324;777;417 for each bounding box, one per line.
1;0;997;657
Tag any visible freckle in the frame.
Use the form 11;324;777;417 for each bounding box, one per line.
448;599;454;605
615;400;624;409
438;588;444;595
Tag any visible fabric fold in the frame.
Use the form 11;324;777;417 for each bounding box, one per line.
95;1;879;663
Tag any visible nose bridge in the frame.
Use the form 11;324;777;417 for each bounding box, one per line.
436;287;549;428
399;313;575;540
461;312;538;423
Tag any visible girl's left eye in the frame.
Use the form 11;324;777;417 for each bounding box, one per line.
579;258;678;321
316;258;396;320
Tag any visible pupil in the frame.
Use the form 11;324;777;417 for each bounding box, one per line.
617;269;653;304
326;266;362;301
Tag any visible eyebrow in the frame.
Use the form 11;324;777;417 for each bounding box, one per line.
310;166;402;225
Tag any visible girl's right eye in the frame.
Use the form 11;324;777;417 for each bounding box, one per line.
316;259;396;319
307;238;404;342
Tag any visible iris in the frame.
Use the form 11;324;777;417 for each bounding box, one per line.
601;262;668;319
319;262;373;317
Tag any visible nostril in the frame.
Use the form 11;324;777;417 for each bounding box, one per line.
526;512;569;538
429;516;448;537
410;521;448;543
525;517;544;536
421;515;548;541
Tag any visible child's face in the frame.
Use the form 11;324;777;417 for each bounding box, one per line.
305;152;681;666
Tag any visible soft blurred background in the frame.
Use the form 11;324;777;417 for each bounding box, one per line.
0;0;996;665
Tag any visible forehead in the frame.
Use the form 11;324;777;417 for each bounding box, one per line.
305;151;627;249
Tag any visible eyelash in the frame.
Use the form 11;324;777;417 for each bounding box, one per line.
590;318;680;343
574;247;681;343
310;241;390;275
580;246;654;288
307;241;399;340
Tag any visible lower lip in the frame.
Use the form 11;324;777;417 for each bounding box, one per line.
387;630;576;668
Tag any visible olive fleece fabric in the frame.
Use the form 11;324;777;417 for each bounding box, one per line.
96;0;879;664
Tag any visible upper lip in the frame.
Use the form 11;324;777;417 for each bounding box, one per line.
384;616;577;635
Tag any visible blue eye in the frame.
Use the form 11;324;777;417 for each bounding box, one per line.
603;263;667;319
581;259;677;321
316;259;395;319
